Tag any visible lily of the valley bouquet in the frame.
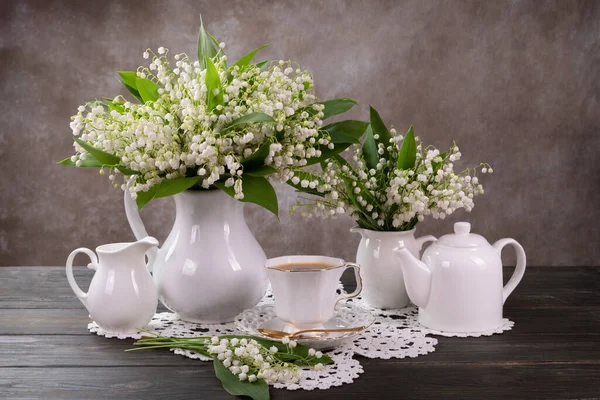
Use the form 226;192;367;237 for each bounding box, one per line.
59;19;366;215
292;107;492;230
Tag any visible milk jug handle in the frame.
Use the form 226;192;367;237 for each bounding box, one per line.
493;238;527;304
124;182;157;273
65;248;98;312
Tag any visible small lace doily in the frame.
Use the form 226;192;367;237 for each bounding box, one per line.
88;287;513;390
422;318;514;337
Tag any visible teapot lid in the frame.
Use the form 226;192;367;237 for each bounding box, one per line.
436;222;489;248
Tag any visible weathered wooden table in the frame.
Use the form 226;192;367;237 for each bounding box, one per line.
1;266;599;399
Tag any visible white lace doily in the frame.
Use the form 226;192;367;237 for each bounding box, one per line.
88;288;513;390
422;318;514;337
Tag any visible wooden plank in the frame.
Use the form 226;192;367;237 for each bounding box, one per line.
1;364;599;400
2;304;598;336
2;266;599;309
0;335;201;367
0;333;599;368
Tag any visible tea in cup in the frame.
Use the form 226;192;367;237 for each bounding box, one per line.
266;255;362;328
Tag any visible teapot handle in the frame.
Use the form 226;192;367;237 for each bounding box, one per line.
65;248;99;312
493;238;527;304
124;182;157;273
416;235;437;253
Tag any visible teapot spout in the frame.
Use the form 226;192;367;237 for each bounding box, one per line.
393;242;432;308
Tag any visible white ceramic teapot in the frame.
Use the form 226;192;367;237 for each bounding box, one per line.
65;237;159;333
393;222;526;333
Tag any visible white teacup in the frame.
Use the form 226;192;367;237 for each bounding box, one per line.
266;255;363;329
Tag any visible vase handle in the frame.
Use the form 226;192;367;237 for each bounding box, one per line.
124;181;157;273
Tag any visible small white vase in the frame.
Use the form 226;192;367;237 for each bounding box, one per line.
351;227;436;309
125;189;268;323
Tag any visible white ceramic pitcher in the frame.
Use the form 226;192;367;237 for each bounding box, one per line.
125;188;268;323
65;236;159;333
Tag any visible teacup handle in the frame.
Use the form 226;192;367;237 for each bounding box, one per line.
336;262;363;305
65;247;99;312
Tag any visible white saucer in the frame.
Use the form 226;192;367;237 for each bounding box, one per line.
235;302;374;350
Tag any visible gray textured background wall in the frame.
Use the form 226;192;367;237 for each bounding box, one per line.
0;0;599;266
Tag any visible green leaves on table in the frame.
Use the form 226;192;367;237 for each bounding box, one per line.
213;359;269;400
217;335;334;367
397;125;416;170
131;334;334;400
214;174;279;217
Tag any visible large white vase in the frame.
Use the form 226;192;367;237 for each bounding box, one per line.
125;189;268;323
351;228;436;309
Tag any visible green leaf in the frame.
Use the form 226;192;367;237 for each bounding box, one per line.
197;15;219;69
234;44;270;68
321;98;358;119
217;335;334;366
116;165;140;175
108;101;125;113
214;175;278;217
118;71;138;88
205;56;223;112
57;155;103;168
122;83;143;103
135;177;199;210
213;359;269;400
241;142;271;170
323;120;369;144
245;165;277;177
118;72;143;102
221;112;275;133
135;78;160;103
369;106;392;157
255;60;269;70
432;151;447;172
397;125;416;170
287;171;325;197
304;141;354;166
361;124;378;170
73;137;120;165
